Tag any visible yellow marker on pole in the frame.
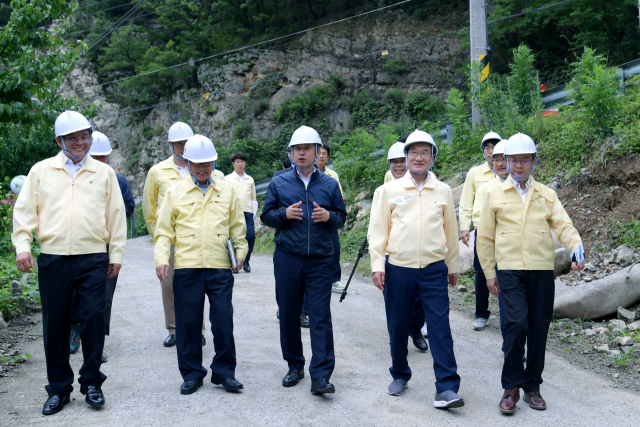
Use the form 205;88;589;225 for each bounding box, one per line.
381;50;389;56
203;93;210;100
479;54;490;82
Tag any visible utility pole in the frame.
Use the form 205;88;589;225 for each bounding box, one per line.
470;0;489;127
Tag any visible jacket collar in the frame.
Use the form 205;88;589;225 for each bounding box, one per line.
184;173;221;201
400;171;436;189
161;156;181;171
480;161;495;176
51;151;97;173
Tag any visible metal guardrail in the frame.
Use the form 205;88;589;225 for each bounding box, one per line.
542;57;640;108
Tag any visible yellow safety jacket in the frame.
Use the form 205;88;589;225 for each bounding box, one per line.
368;173;459;274
225;172;256;213
471;176;504;227
12;152;127;264
477;176;582;279
322;166;343;194
154;178;248;269
384;170;393;184
142;156;184;237
459;162;496;231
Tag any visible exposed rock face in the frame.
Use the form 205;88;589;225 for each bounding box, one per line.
60;14;464;200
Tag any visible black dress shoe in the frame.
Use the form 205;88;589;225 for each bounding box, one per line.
300;313;310;328
411;335;429;352
212;377;244;391
233;270;238;274
310;377;335;395
42;394;70;415
243;262;251;273
282;368;304;387
164;334;176;347
202;336;206;346
80;385;105;407
180;379;203;395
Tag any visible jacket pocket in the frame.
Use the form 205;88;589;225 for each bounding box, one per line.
531;229;554;261
175;230;200;260
495;229;520;263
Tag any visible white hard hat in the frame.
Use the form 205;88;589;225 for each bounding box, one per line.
183;134;218;163
505;133;537;156
10;175;27;195
54;111;92;137
168;122;195;142
404;130;437;156
288;125;322;148
388;142;406;161
89;131;112;156
492;139;508;157
481;131;502;149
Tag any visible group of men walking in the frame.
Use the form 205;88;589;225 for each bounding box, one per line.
10;108;584;417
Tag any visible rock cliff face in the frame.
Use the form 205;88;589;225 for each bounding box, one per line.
59;11;465;200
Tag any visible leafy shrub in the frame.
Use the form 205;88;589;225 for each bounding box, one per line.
382;57;409;75
251;99;270;117
274;77;344;123
204;105;218;115
508;44;542;117
141;125;155;140
566;48;621;137
233;121;253;139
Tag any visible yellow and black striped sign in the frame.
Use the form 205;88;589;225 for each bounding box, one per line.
479;54;490;82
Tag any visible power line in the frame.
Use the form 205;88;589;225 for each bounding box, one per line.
87;0;417;88
66;0;201;37
75;1;146;20
77;0;122;11
87;0;160;54
85;0;150;53
100;0;581;118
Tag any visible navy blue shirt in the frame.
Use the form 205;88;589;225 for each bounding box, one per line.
116;173;135;218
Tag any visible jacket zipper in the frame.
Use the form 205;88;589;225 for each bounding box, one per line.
418;190;422;267
70;177;74;253
306;186;310;256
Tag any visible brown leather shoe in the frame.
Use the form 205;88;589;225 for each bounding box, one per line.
524;391;547;410
499;387;520;414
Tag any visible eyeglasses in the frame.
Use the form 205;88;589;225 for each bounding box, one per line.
408;151;431;159
64;135;91;144
493;158;506;164
508;158;532;166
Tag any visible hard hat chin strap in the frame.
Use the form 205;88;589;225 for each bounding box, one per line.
169;142;185;161
186;160;215;183
60;130;93;161
506;155;537;181
289;145;318;173
404;145;435;177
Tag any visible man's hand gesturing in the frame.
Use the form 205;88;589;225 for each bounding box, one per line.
286;201;304;220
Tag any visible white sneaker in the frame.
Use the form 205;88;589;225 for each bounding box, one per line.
421;323;428;337
473;318;488;330
331;281;345;293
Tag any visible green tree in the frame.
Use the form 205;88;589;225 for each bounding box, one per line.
0;0;83;127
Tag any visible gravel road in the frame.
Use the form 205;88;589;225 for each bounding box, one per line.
1;236;639;426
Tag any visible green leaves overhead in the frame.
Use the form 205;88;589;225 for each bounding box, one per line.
0;0;85;126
